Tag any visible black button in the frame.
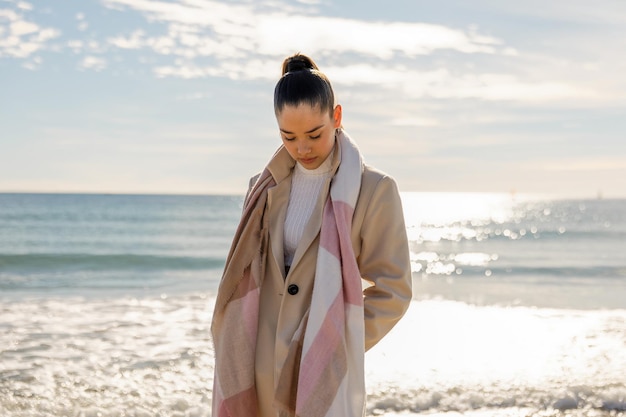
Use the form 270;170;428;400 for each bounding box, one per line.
287;284;299;295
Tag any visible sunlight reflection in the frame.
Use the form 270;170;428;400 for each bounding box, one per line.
401;192;534;279
366;300;626;416
401;192;520;228
453;252;496;266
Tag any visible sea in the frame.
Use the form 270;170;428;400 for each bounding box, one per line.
0;192;624;417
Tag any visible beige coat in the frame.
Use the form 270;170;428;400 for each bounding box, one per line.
250;144;413;417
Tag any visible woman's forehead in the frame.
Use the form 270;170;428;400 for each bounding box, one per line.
277;105;331;132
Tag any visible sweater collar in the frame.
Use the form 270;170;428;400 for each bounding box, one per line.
294;149;334;176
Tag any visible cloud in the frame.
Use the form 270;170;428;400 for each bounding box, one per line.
1;0;616;104
251;16;503;59
108;29;145;49
294;0;323;5
153;58;278;80
93;0;602;104
74;12;88;31
80;55;107;71
67;39;84;53
326;65;594;102
103;0;503;60
15;1;32;11
21;54;40;69
0;5;60;59
10;18;36;35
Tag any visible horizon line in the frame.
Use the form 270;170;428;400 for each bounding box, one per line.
0;190;620;200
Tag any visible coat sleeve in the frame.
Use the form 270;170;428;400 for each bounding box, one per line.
358;174;413;351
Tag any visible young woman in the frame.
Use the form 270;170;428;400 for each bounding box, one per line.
211;53;412;417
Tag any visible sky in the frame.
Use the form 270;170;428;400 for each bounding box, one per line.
1;0;625;197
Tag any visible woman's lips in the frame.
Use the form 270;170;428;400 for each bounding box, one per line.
299;157;317;164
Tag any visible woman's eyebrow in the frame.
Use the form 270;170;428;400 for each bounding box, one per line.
306;124;325;133
280;124;325;135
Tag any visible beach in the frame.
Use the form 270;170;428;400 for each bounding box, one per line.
2;294;624;416
1;192;625;416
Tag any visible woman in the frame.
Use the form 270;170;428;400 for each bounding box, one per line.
211;53;412;417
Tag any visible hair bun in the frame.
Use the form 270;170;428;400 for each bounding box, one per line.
282;53;319;75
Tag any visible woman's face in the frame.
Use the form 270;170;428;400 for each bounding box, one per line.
276;103;342;170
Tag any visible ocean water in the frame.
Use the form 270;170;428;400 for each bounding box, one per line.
0;192;625;417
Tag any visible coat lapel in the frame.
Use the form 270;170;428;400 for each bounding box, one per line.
267;172;292;280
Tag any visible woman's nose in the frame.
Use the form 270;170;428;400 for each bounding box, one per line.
297;143;310;155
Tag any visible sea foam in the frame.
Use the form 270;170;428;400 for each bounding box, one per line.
1;295;624;416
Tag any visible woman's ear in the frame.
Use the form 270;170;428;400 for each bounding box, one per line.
333;105;342;128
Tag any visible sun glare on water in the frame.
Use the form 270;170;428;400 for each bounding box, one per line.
401;192;521;229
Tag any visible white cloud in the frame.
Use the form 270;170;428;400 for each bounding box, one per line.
21;54;41;69
108;29;146;49
0;8;19;20
33;28;59;43
434;73;596;102
9;17;35;35
251;16;502;59
67;39;83;53
16;1;31;11
154;64;214;79
327;65;593;102
0;6;60;58
94;0;603;104
102;0;504;60
0;0;618;106
80;55;107;71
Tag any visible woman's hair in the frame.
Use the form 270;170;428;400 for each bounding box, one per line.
274;53;335;117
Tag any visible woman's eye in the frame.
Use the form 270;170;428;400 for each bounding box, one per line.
284;136;295;141
309;134;321;139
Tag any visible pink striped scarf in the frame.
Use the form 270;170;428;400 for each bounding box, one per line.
211;131;365;417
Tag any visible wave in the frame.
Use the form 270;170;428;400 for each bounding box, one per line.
367;383;626;415
457;264;626;279
0;253;225;273
414;261;626;280
412;226;626;244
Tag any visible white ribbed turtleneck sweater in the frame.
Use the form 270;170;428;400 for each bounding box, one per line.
283;152;334;268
